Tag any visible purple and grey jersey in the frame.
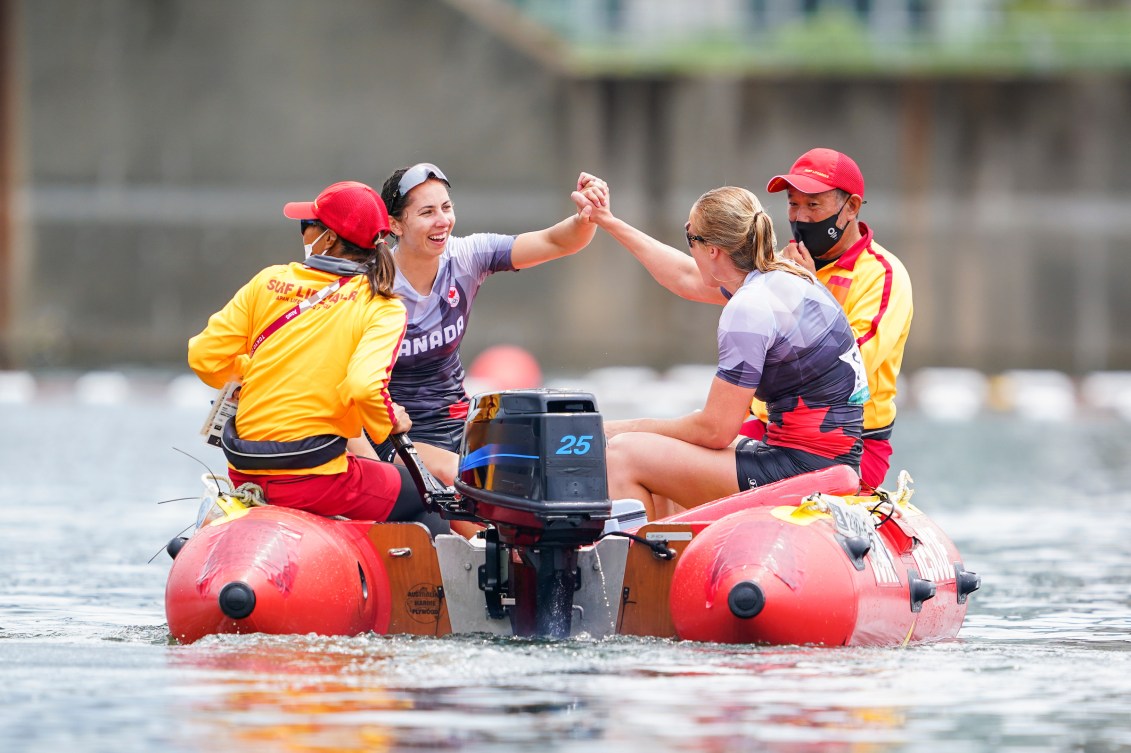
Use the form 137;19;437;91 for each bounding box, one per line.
718;269;868;462
389;233;516;427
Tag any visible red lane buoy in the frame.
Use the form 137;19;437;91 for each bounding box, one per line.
466;345;543;392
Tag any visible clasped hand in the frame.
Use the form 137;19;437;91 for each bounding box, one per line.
571;172;612;224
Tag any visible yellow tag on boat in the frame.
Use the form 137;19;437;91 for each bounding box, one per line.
206;494;252;526
772;504;829;525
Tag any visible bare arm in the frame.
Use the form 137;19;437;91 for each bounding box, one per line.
574;172;726;305
605;376;754;450
347;435;379;459
347;403;411;460
508;177;606;269
601;215;727;304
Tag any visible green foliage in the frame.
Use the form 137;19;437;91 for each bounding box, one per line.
512;2;1131;76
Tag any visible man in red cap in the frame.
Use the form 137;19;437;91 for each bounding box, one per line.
757;148;914;489
188;180;448;534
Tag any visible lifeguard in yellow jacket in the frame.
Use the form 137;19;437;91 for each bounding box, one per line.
751;148;913;489
188;180;447;534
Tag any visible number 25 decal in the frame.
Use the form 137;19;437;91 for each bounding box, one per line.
557;435;593;455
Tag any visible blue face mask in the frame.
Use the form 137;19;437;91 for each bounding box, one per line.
790;199;849;268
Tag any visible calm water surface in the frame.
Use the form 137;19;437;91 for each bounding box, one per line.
3;382;1131;752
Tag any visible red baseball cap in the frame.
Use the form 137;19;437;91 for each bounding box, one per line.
766;148;865;198
283;181;390;249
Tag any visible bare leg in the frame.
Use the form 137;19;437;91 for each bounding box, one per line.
651;495;688;520
375;438;458;487
400;444;485;537
606;432;740;518
376;440;481;536
409;442;459;487
347;434;455;488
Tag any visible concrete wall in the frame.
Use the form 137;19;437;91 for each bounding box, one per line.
7;0;1131;375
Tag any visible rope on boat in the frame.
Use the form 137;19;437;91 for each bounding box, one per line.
858;470;915;514
231;482;267;507
799;493;877;539
798;469;917;531
868;470;916;522
893;469;915;505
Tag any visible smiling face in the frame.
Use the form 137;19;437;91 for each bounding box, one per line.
390;179;455;257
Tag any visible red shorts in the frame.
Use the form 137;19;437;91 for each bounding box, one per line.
228;454;402;521
738;419;892;490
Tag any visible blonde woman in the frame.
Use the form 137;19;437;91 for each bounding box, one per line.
573;180;869;517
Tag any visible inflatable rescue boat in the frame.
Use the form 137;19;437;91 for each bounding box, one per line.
165;389;979;646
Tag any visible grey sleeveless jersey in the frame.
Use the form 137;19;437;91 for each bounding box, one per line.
389;233;516;426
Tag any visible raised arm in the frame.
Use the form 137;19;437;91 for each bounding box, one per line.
573;172;726;305
508;176;604;269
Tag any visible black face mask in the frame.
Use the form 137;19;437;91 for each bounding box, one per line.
790;199;849;269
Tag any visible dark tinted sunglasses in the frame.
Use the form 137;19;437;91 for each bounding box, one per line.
684;222;707;249
299;219;323;235
685;231;708;249
396;163;449;201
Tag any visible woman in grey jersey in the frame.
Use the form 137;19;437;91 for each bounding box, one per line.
364;163;606;487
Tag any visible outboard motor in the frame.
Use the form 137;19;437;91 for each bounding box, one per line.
454;389;612;638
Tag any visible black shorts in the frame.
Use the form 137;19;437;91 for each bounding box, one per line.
370;417;465;462
734;437;849;490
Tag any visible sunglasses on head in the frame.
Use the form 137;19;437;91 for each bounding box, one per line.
395;163;449;201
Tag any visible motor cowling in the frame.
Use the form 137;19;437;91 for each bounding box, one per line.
454;389;612;547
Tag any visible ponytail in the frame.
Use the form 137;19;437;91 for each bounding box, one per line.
753;211;813;282
364;239;397;299
334;236;397;299
693;187;812;283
